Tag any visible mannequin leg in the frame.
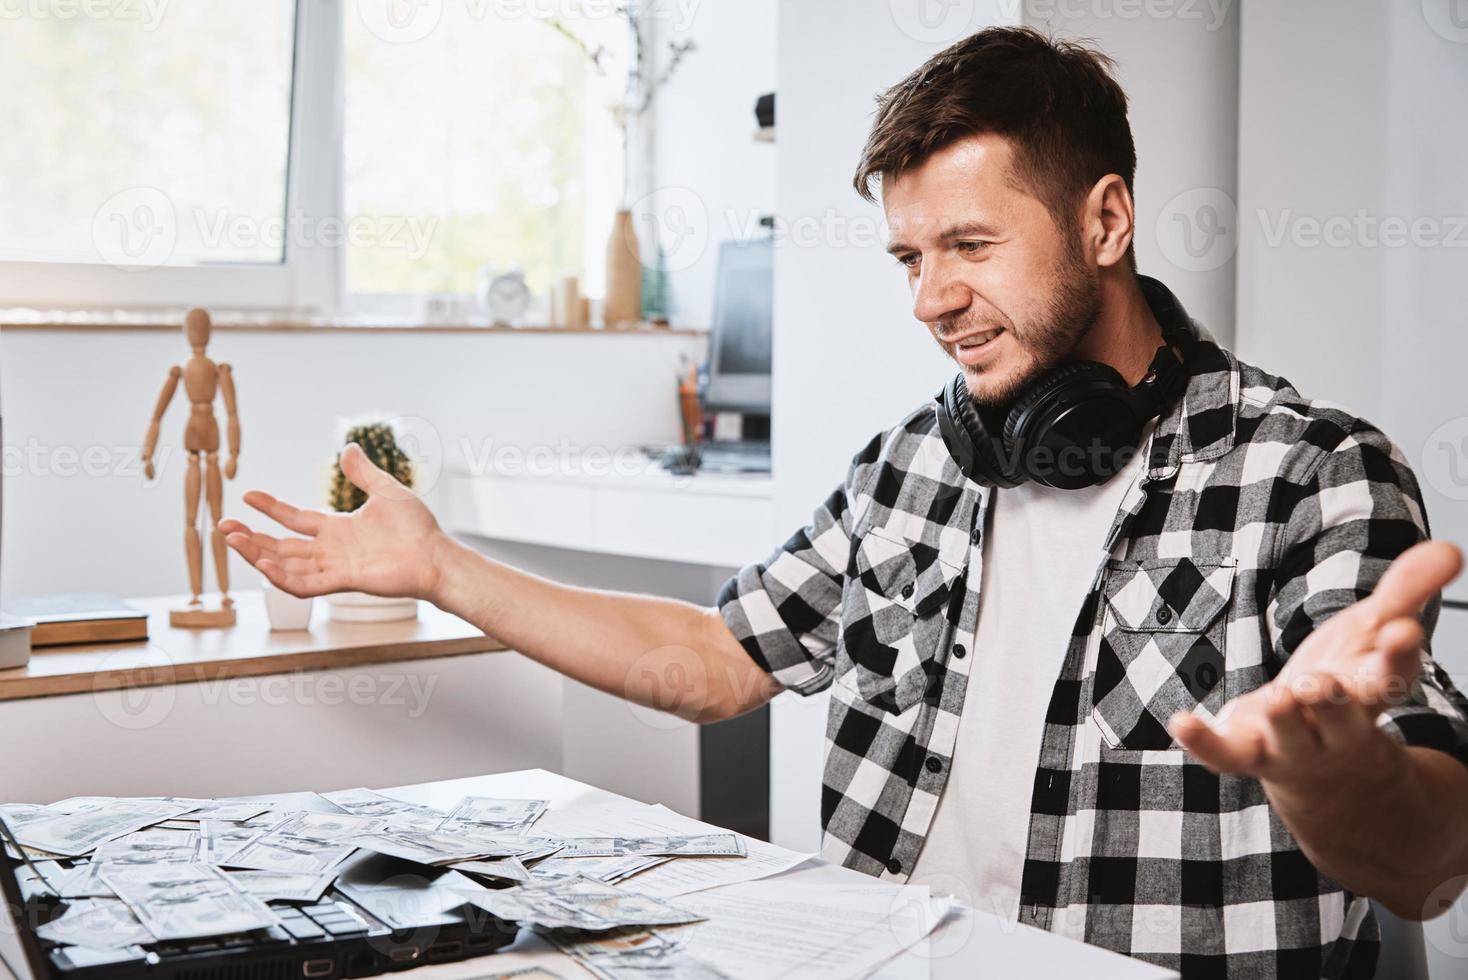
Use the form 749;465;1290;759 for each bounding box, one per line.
206;451;231;606
184;451;203;605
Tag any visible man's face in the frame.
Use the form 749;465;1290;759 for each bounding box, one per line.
883;134;1100;407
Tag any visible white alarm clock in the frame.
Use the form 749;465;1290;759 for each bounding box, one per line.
476;266;531;326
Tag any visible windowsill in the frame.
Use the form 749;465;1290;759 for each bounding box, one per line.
0;309;706;337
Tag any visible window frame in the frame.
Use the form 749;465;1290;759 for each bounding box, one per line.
0;0;340;313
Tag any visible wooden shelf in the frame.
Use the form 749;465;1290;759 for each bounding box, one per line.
0;310;706;337
0;592;506;701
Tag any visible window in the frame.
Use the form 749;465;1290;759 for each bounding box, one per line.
343;4;625;309
0;1;297;305
0;0;626;315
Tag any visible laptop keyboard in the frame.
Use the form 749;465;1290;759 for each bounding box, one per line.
152;900;371;956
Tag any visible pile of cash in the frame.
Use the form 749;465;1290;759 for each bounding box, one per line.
1;787;749;950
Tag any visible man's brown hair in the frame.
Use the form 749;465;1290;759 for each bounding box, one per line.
854;27;1137;266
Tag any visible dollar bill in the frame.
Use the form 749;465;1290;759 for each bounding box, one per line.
164;799;274;823
527;854;670;885
93;829;201;866
450;855;532;882
348;829;499;866
102;863;280;941
554;835;746;859
466;874;703;932
223;868;337;903
323;788;446;833
15;800;192;857
219;813;365;875
439;797;547;834
34;898;154;949
0;803;55;829
200;820;266;865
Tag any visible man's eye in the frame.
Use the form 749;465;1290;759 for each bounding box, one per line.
956;241;988;255
896;253;919;269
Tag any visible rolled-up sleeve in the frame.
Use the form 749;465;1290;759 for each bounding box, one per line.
1270;422;1468;767
717;436;879;696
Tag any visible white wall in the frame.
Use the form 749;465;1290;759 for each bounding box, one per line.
646;0;777;328
0;328;703;598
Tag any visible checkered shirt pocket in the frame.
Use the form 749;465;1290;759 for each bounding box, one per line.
1092;557;1237;751
843;525;965;714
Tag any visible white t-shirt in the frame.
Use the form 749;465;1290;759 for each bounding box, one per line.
907;436;1152;919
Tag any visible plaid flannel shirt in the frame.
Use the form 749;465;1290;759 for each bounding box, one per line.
717;294;1468;979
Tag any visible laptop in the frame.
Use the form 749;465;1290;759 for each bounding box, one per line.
0;793;520;979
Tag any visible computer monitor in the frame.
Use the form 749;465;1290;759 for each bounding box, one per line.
704;238;772;414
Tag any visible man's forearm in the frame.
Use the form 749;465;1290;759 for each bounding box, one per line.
1268;739;1468;920
425;533;779;723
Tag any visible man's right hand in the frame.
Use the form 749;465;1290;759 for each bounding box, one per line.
220;443;448;601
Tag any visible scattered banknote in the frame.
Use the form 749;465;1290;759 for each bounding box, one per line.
102;863;280;941
467;875;704;932
439;797;547;833
219;813;365;875
0;803;55;829
56;862;118;899
34;898;154;949
15;800;191;857
528;854;670;885
323;788;447;833
224;868;337;903
352;826;523;866
554;835;746;859
164;799;274;823
555;930;732;980
93;829;201;866
200;820;266;865
450;855;532;882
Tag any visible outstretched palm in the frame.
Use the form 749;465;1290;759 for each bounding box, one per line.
219;443;445;600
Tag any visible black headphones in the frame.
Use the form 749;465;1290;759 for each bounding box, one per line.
935;340;1187;490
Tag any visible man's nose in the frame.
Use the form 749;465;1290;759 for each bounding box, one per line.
911;260;970;325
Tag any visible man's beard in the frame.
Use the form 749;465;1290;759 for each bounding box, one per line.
951;244;1101;409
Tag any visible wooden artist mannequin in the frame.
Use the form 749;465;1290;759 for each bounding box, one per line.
141;308;241;627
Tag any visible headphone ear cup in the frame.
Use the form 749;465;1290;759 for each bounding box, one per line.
1002;361;1127;450
940;374;1021;488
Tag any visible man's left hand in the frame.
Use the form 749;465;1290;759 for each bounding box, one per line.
1169;539;1463;789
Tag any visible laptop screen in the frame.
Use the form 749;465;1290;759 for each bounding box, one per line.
0;819;44;980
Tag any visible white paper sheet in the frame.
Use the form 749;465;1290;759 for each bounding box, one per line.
564;879;952;980
533;801;813;898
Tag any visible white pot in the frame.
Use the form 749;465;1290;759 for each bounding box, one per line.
262;580;314;631
325;592;418;623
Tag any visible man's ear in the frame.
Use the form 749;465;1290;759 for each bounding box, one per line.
1083;174;1135;269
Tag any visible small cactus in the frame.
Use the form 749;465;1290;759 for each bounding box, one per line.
329;422;414;512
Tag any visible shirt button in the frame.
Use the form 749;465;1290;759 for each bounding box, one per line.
971;525;982;544
925;757;943;774
952;643;967;659
886;858;902;875
1156;605;1173;625
900;583;914;599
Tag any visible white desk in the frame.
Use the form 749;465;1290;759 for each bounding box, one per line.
377;768;1177;980
442;461;774;568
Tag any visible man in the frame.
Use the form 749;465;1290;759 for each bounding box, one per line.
222;27;1468;979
